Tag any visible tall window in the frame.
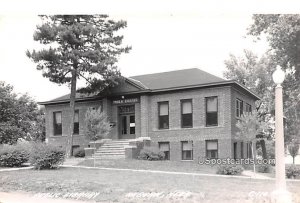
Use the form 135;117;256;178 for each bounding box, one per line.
246;103;252;113
53;111;62;135
246;142;253;158
236;99;243;117
158;102;169;129
241;142;244;159
181;141;193;160
181;99;193;128
206;97;218;126
159;142;170;160
206;140;218;159
73;110;79;134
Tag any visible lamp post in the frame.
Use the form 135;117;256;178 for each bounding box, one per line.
272;66;291;202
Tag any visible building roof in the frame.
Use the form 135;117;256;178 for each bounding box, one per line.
130;68;225;90
39;68;260;105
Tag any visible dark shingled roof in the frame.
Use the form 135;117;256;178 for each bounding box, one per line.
48;92;99;103
129;68;225;90
39;68;259;105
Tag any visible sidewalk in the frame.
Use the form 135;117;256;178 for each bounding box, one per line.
242;170;272;179
0;192;92;203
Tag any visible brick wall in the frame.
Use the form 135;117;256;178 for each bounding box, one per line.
44;84;257;161
230;86;257;158
140;86;233;161
142;86;256;161
45;100;102;148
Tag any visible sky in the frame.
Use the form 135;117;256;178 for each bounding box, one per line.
0;0;298;102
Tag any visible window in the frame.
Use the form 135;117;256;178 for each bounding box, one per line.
246;103;252;113
181;141;193;160
119;105;135;114
159;142;170;160
247;142;253;159
206;97;218;126
73;110;79;134
53;111;62;135
181;99;193;128
236;99;243;117
158;102;169;129
206;140;218;159
241;142;244;159
233;142;237;159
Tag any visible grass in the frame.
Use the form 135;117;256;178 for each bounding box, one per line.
78;159;219;174
1;167;300;202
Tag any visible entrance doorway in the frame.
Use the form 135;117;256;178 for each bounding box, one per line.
118;105;136;139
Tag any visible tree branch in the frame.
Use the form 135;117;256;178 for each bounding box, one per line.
78;72;92;85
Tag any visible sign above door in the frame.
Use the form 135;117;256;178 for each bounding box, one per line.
112;98;139;105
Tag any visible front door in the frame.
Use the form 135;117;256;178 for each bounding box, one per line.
119;105;136;139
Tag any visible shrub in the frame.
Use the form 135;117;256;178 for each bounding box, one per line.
286;165;300;179
0;142;30;167
138;146;165;161
217;165;244;175
257;164;272;173
29;143;65;170
74;149;85;158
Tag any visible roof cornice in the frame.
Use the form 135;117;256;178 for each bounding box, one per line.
38;80;260;106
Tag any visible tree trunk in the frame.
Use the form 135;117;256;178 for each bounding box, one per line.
293;156;295;164
66;69;77;158
260;139;267;160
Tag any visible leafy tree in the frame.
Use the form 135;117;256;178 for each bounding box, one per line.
248;14;300;144
288;141;299;164
235;111;268;173
84;107;111;141
0;81;42;144
84;107;111;166
28;107;46;142
224;50;275;158
27;15;130;157
248;14;300;78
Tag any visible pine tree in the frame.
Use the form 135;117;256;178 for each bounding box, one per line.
27;15;130;157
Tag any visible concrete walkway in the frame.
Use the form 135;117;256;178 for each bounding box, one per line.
242;170;272;179
0;166;33;172
62;165;271;180
0;192;92;203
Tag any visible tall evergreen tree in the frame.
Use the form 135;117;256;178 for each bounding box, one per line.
27;15;131;157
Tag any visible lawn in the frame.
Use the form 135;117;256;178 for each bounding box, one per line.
77;158;220;174
1;167;300;203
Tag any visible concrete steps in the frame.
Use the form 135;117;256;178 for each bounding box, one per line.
92;139;132;159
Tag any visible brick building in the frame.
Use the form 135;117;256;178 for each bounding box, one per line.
40;68;259;161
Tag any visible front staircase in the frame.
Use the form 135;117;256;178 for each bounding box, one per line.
92;139;131;159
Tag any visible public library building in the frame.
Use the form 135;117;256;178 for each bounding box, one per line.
40;68;259;161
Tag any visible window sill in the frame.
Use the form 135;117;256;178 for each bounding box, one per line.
181;159;194;162
154;126;223;132
50;135;65;137
181;126;193;129
205;125;218;128
158;128;170;131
